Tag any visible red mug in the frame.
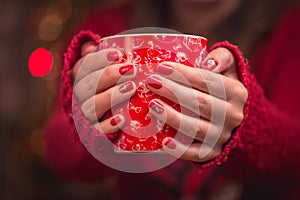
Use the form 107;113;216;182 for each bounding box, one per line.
98;33;208;152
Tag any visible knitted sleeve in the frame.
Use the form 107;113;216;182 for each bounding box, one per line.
209;8;300;181
199;41;300;181
45;30;118;181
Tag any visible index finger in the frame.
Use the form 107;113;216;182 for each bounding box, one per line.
72;48;123;81
162;137;221;163
158;62;227;100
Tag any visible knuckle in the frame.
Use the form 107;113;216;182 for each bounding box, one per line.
234;82;248;101
231;111;244;126
196;93;208;111
241;87;248;101
74;79;95;102
105;65;114;77
106;65;120;84
221;48;234;65
73;84;81;99
85;78;96;94
72;58;84;79
81;100;95;120
218;131;232;145
195;124;205;140
104;89;113;101
78;59;90;77
167;110;181;128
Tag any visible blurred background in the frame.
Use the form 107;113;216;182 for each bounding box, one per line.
0;0;122;199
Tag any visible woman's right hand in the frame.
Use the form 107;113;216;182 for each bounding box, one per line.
71;41;137;134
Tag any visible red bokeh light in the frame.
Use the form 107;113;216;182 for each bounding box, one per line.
28;48;53;77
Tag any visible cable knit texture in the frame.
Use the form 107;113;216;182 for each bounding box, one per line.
61;30;117;147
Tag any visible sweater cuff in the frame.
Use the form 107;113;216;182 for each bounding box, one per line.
196;41;254;170
61;30;100;122
60;30;116;153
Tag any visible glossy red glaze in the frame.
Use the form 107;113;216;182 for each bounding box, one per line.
98;34;207;151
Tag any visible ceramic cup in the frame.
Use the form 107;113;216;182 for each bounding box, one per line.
97;33;208;152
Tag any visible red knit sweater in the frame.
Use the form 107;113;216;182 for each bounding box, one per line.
45;3;300;199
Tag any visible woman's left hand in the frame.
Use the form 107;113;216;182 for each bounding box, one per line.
146;47;248;162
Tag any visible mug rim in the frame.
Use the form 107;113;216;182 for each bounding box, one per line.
101;33;207;41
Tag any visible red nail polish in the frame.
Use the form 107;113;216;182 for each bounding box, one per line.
106;51;120;62
203;58;218;70
119;65;134;76
149;100;164;114
110;116;122;126
157;64;173;75
164;139;176;149
146;76;162;89
119;81;134;93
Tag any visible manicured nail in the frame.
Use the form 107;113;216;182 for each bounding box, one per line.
203;58;218;70
106;51;120;62
146;76;162;89
164;138;176;149
157;64;173;75
110;116;122;126
119;81;134;93
149;100;164;114
119;65;134;76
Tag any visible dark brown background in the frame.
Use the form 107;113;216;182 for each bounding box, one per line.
0;0;123;199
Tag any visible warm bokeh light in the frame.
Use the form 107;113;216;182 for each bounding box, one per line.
28;48;53;77
38;17;63;41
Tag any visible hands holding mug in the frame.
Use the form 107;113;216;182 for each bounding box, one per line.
72;39;247;163
72;41;137;134
147;47;248;162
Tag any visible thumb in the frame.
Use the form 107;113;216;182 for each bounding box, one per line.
202;47;237;79
81;41;97;57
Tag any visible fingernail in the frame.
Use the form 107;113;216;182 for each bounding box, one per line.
106;51;121;62
119;81;134;93
164;138;176;150
119;65;134;76
146;76;162;89
203;58;218;70
149;100;164;114
110;116;122;126
157;64;173;75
